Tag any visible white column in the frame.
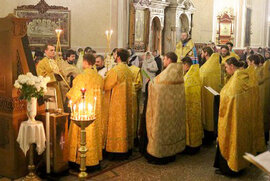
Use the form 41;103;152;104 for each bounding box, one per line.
118;0;124;48
264;0;269;46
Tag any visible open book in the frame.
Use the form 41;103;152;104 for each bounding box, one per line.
204;86;219;96
244;151;270;174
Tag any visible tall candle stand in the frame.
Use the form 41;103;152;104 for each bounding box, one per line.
105;30;113;73
24;144;40;181
70;88;96;180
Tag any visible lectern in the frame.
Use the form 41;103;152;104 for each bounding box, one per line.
0;14;36;179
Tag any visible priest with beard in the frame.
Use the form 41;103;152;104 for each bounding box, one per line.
145;52;186;164
95;55;106;78
175;32;198;64
214;57;265;176
103;48;133;160
182;57;203;154
200;47;221;144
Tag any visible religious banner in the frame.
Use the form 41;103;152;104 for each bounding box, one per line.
14;0;70;48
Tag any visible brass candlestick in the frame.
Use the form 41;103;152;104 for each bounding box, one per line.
71;119;95;180
23;144;41;181
70;88;96;180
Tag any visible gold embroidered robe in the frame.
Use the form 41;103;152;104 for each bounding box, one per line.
146;63;186;158
66;68;104;166
184;64;203;147
175;39;195;62
200;53;221;132
58;59;80;105
129;65;143;139
256;66;266;131
104;63;133;153
263;61;270;131
36;57;63;109
248;65;266;153
218;66;265;172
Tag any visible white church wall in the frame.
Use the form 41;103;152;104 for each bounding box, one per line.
192;0;214;43
250;0;268;48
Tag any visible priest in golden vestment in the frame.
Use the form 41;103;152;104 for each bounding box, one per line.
67;53;103;168
182;57;203;154
128;61;143;142
175;32;198;64
146;52;186;164
263;59;270;142
214;58;265;176
226;42;240;60
247;55;268;143
220;45;240;64
104;48;133;159
58;50;80;112
200;47;221;143
220;45;240;85
36;44;64;109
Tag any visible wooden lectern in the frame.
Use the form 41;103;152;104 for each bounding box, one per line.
0;14;36;179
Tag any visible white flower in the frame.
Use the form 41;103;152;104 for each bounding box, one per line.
35;85;41;92
14;80;22;89
26;72;33;77
26;79;35;86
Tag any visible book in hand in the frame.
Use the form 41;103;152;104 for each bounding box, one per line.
244;151;270;174
54;73;63;81
204;86;219;96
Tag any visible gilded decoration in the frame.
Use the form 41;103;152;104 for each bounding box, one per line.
14;0;70;47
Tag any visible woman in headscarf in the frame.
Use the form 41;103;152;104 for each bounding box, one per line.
141;52;158;93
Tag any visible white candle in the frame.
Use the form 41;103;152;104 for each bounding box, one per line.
73;104;76;119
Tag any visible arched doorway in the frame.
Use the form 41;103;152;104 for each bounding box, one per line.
151;17;162;53
180;13;189;33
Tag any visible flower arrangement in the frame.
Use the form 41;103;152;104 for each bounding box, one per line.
14;72;50;101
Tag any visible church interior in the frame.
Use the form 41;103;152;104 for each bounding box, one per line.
0;0;270;180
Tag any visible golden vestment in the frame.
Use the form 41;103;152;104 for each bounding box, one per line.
146;63;186;158
200;53;221;132
221;53;240;85
104;63;133;153
66;68;104;166
221;53;240;64
36;57;63;109
129;65;143;138
218;66;265;172
263;61;270;131
57;59;80;104
184;64;203;147
175;39;195;62
230;52;240;61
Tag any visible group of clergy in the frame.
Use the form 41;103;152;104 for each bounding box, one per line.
35;31;269;176
174;32;269;176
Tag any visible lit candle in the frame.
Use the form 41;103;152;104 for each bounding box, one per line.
73;104;76;119
69;100;72;112
88;103;92;113
79;103;83;120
